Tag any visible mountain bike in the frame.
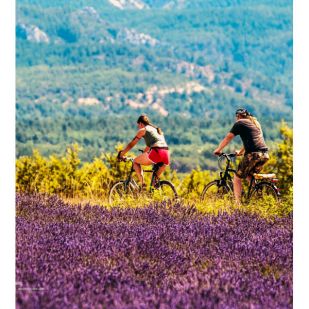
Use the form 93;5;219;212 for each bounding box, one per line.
200;153;280;204
109;152;178;205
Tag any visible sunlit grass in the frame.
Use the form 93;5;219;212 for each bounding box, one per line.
60;191;292;219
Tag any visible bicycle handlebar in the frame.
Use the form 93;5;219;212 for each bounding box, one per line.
118;156;134;163
117;148;146;162
117;150;134;163
219;153;237;160
216;153;237;171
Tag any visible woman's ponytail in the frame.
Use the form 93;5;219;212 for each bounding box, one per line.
149;122;163;134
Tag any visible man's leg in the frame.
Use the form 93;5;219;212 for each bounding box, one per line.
234;153;255;204
233;174;242;205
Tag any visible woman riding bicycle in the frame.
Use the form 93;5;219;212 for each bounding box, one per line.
213;108;269;204
118;114;170;188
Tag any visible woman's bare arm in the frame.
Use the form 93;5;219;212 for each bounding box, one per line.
121;128;146;156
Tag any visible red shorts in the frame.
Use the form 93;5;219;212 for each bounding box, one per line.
148;148;170;165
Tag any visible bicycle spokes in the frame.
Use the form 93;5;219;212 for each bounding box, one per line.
201;181;233;202
109;181;137;205
249;182;279;206
151;181;177;202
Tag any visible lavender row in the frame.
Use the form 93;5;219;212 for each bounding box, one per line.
16;193;292;309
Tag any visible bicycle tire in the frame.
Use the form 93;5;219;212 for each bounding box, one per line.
152;180;178;202
249;181;279;205
108;181;137;205
200;180;232;202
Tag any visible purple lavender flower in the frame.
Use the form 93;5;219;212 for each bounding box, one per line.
16;193;292;308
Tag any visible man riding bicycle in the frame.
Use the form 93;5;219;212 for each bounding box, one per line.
118;114;170;189
213;108;269;204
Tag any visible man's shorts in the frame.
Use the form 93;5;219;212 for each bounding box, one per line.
236;152;269;179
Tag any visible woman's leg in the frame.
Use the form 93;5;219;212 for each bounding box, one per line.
148;149;169;181
156;165;166;178
133;153;154;185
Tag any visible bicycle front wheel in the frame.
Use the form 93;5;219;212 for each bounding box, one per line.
108;181;137;205
152;180;178;202
201;180;232;202
249;182;279;205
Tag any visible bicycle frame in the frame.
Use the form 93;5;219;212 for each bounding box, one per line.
121;158;160;193
123;160;139;191
218;154;236;190
218;153;279;201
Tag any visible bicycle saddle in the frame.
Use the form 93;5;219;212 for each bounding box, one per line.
253;173;276;179
153;162;164;172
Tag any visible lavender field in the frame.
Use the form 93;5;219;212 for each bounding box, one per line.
16;194;292;309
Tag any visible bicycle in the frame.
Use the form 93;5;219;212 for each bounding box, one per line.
109;151;178;205
200;153;280;204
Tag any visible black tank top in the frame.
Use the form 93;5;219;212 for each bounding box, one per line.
230;119;268;154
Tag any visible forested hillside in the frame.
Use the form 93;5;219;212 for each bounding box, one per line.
16;0;292;171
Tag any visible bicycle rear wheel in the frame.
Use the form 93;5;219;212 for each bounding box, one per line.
201;180;232;202
249;182;279;205
151;180;178;202
108;181;137;205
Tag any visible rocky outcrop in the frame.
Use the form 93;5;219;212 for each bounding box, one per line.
162;0;187;10
77;97;100;106
126;81;207;116
176;61;215;83
108;0;148;10
108;0;188;10
16;24;49;43
71;6;104;24
117;28;158;46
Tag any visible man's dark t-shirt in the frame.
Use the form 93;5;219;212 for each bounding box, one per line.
230;119;268;154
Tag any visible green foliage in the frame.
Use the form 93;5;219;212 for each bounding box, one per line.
265;122;293;195
16;1;292;173
15;147;204;200
15;1;292;216
16;143;179;199
16;122;293;215
16;98;289;172
16;145;110;198
179;168;214;198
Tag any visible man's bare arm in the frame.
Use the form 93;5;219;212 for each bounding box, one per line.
213;133;235;155
236;147;245;156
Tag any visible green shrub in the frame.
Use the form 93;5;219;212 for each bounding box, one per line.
16;123;293;207
265;122;293;196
